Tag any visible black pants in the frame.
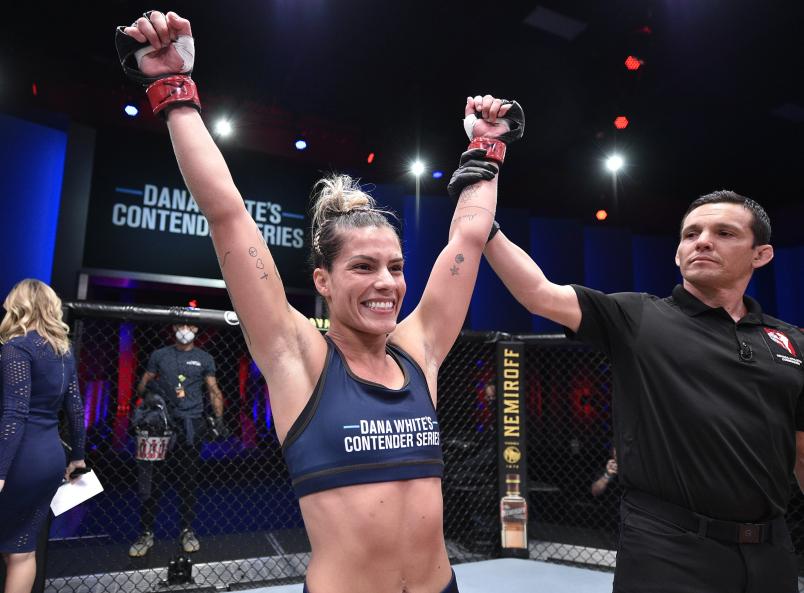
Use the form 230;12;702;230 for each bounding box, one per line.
137;440;202;533
614;496;797;593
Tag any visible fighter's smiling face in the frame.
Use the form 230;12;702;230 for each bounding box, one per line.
314;226;405;336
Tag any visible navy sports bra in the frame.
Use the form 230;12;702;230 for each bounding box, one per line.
281;336;444;497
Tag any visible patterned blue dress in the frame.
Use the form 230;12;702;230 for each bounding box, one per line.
0;331;85;553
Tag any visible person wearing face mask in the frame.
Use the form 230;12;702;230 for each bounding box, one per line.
128;323;225;557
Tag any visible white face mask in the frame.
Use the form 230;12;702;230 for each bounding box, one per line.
175;328;196;345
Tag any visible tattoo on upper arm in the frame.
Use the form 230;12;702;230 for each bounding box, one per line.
450;253;464;276
452;213;478;224
248;246;270;281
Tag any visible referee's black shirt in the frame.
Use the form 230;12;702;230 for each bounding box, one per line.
568;284;804;522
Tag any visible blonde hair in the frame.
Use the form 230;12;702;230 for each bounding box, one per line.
309;174;398;270
0;279;71;355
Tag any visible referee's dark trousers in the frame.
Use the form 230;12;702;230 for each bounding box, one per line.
613;490;797;593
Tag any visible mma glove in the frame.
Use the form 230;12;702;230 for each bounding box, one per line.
449;99;526;241
115;12;201;116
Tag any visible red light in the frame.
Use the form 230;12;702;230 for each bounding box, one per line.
367;152;375;164
614;116;629;129
31;83;38;96
624;55;642;70
596;209;608;221
188;299;198;308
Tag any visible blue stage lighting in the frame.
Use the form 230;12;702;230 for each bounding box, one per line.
295;139;308;151
432;170;444;179
124;104;139;117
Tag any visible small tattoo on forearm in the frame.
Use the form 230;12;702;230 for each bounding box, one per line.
260;272;269;280
248;247;258;257
220;250;231;268
256;258;265;269
452;213;478;224
455;253;465;264
450;264;460;276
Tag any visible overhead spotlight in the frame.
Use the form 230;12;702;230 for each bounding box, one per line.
595;209;608;221
124;103;139;117
432;170;444;179
605;154;624;173
295;139;308;151
613;116;629;129
214;119;233;137
411;160;425;177
367;152;376;164
624;55;643;71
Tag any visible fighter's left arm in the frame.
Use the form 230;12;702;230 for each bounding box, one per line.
204;375;224;418
794;432;804;494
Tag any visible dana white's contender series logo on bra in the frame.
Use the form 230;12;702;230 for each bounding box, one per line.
762;328;802;367
342;416;439;452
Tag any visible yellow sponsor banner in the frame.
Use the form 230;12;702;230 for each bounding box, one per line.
497;341;528;557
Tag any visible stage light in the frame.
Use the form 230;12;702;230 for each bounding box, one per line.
214;119;233;137
596;209;608;221
31;83;38;97
411;160;425;177
124;104;139;117
605;154;624;172
367;152;375;164
295;139;307;151
614;116;629;129
432;170;443;179
624;55;642;71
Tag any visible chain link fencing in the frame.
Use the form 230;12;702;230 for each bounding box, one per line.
46;304;804;591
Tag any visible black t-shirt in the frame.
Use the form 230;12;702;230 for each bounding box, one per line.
146;345;216;417
568;284;804;521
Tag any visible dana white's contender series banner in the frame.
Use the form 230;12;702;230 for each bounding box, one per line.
84;130;317;290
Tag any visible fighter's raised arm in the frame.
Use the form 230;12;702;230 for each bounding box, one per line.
116;12;322;383
393;95;524;381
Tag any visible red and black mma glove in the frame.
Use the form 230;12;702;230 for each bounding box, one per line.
115;13;201;116
448;99;525;242
447;148;500;201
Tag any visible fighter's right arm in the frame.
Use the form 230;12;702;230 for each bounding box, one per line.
484;230;582;332
119;12;320;373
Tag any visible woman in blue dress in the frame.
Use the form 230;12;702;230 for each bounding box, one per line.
0;279;86;593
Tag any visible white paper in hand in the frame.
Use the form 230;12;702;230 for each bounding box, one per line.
50;470;104;516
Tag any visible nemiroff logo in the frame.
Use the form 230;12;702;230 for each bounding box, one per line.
762;328;802;367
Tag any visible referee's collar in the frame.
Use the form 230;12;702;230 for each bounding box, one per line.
670;284;765;324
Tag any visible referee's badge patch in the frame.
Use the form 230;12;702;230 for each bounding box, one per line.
761;328;802;367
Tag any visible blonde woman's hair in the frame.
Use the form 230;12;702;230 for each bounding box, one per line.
0;279;71;355
309;174;398;270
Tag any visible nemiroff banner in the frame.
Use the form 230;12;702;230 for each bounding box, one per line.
83;130;319;291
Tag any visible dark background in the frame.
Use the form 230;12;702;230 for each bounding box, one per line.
1;0;802;242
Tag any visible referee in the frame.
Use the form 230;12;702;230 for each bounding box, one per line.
482;190;804;593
